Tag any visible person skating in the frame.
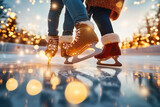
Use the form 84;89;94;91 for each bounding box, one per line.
45;0;74;64
86;0;124;66
62;0;101;63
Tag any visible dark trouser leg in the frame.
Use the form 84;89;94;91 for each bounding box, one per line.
62;9;74;35
92;7;114;36
48;0;64;36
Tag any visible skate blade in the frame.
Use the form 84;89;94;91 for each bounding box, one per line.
48;57;52;65
97;56;122;68
64;57;73;64
97;62;122;68
97;65;122;71
69;43;102;64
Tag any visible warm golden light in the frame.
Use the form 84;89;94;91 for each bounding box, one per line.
0;79;3;85
116;1;123;8
52;3;58;9
39;50;45;57
34;45;39;50
139;87;149;97
50;76;60;86
28;69;33;73
10;12;16;18
65;81;88;105
26;79;42;96
6;78;18;91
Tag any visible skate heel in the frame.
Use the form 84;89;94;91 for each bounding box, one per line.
112;56;122;66
60;42;73;64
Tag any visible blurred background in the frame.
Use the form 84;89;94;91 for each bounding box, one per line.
0;1;160;107
0;0;160;51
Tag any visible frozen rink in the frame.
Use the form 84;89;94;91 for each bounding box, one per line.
0;54;160;107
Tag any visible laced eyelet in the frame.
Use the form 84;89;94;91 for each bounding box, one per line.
70;28;81;47
47;38;58;50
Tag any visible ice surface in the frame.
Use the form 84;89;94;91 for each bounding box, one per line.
0;54;160;107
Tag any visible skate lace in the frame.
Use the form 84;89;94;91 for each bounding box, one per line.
48;38;58;50
63;42;70;49
70;28;80;47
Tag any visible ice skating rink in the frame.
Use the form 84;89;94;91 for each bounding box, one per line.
0;54;160;107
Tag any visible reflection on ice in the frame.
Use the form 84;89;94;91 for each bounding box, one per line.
0;64;123;107
6;78;18;91
65;81;88;105
0;55;160;107
26;79;42;96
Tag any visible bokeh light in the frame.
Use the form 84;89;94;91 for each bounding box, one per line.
26;79;42;96
6;78;18;91
139;87;150;97
65;81;88;105
50;76;60;86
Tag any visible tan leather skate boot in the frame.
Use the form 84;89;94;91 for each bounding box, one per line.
59;36;73;64
45;36;59;64
66;21;99;57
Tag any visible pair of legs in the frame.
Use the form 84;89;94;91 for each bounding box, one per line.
88;7;122;66
48;0;74;36
47;0;93;64
46;0;74;64
62;0;100;60
47;0;121;66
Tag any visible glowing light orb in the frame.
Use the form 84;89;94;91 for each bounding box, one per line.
10;12;16;18
27;8;30;12
28;69;33;74
139;87;149;97
26;79;42;96
52;3;58;9
6;78;18;91
16;0;21;4
65;81;88;104
50;76;60;86
36;15;41;20
34;45;39;50
0;79;3;85
19;51;24;56
39;50;45;57
116;1;123;8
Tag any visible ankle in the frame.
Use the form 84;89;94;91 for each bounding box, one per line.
76;20;94;29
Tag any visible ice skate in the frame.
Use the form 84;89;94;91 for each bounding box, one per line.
95;33;122;67
66;21;102;63
45;36;59;64
59;36;73;64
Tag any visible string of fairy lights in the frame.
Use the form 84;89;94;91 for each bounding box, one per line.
121;0;160;49
0;3;47;49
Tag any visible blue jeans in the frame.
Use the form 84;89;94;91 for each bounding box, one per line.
48;0;74;36
89;7;114;36
62;0;88;25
